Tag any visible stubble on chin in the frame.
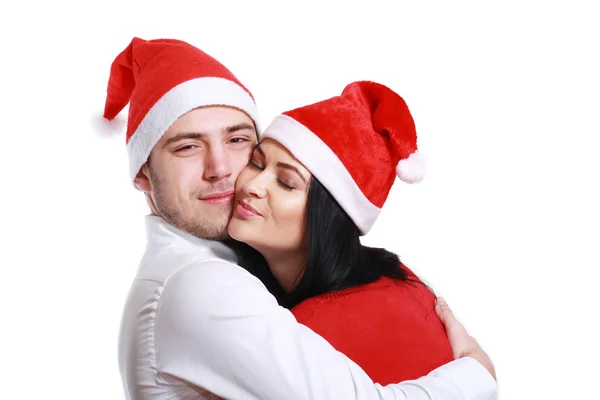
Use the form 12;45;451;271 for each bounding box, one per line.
173;202;234;240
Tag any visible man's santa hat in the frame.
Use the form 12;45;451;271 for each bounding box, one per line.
262;81;425;235
101;37;258;184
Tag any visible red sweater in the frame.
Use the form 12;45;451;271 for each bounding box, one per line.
291;269;453;385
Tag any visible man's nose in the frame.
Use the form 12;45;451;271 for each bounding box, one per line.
203;145;232;182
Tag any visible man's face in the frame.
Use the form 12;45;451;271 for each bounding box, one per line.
136;106;257;239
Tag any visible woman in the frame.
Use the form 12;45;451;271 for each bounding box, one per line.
228;81;453;384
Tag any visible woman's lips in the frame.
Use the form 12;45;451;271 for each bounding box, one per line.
235;201;262;218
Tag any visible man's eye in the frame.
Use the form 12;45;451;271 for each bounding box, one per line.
230;137;248;144
177;145;197;152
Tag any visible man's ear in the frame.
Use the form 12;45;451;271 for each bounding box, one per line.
134;164;152;192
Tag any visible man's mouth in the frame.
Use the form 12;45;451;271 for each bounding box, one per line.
198;190;235;205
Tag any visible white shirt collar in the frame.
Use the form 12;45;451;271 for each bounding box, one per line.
144;215;237;264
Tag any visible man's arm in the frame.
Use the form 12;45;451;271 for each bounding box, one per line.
154;260;496;400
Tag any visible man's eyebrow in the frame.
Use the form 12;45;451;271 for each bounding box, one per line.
226;122;256;134
162;122;255;148
276;162;307;183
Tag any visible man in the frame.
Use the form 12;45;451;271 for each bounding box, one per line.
105;37;497;399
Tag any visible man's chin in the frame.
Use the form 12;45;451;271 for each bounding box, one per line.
190;217;230;240
158;211;230;241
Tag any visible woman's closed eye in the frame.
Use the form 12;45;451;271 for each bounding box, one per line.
249;158;264;169
249;159;296;190
277;179;295;190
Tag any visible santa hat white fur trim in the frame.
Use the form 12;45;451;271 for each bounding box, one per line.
396;151;426;183
125;76;258;185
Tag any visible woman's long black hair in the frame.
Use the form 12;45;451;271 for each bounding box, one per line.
230;177;420;309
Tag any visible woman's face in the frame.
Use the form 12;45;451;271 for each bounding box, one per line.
228;139;311;256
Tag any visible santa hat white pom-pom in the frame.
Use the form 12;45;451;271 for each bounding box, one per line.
89;111;127;138
396;151;426;183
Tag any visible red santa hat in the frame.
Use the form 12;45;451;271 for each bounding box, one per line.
101;37;258;184
261;81;425;235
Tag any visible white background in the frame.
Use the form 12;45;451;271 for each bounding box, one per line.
1;1;598;399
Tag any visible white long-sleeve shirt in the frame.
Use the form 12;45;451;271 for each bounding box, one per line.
118;216;497;399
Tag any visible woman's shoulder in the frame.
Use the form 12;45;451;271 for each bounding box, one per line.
291;269;434;321
290;282;374;322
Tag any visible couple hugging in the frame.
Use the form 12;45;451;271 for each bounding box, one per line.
105;37;497;399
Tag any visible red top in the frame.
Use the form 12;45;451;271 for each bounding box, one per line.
291;269;453;384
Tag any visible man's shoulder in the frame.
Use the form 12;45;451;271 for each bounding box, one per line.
164;256;253;285
152;256;279;340
156;257;271;314
137;244;240;283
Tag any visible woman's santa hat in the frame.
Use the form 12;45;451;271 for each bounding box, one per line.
261;81;425;235
101;37;258;184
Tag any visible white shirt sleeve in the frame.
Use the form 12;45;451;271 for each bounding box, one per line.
153;260;497;400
